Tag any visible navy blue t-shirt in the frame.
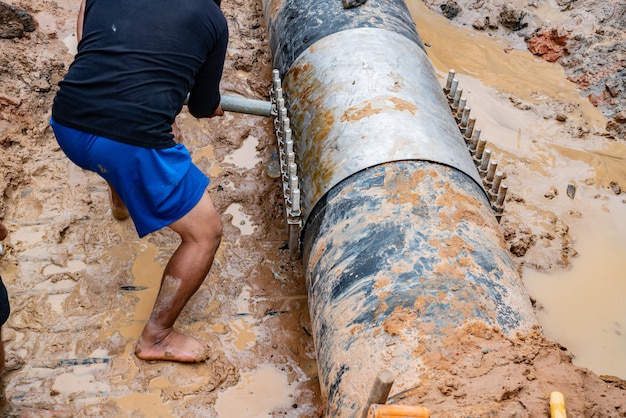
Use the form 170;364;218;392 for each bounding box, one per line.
52;0;228;149
0;276;9;326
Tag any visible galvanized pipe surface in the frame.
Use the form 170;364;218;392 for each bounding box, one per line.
261;0;423;76
283;27;485;223
260;0;538;416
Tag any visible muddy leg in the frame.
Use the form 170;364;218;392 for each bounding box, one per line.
135;192;222;362
108;182;129;221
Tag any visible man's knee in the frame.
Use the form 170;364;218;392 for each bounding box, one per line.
170;192;222;246
206;210;223;244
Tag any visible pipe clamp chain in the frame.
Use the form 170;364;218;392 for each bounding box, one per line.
271;69;302;256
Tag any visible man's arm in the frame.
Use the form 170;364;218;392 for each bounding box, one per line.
77;0;86;42
187;25;228;119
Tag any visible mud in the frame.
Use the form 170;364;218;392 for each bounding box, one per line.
421;0;626;138
0;0;625;416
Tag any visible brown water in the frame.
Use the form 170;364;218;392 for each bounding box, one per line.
407;0;626;379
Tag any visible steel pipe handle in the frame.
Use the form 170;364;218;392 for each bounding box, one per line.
184;94;272;117
220;95;273;117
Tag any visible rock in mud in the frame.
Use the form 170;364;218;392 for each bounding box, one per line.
607;111;626;139
0;1;36;39
440;0;461;19
499;5;528;31
610;181;622;195
544;186;558;199
526;28;570;62
605;75;625;98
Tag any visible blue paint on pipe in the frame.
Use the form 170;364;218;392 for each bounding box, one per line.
327;224;407;301
263;0;423;75
303;161;536;415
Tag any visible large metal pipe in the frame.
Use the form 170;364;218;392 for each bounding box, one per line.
261;0;538;416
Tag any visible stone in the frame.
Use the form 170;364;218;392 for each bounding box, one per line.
0;1;36;39
526;28;570;62
499;5;528;31
440;0;461;19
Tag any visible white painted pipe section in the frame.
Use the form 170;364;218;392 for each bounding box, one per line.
283;27;485;223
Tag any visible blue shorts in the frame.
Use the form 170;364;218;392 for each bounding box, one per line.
50;118;210;238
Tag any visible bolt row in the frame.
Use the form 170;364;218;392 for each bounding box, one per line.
271;70;302;256
272;69;302;218
444;69;507;221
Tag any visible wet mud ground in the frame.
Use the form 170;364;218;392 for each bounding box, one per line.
0;0;625;416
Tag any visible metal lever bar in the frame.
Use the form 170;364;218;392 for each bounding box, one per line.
220;95;273;117
184;94;273;117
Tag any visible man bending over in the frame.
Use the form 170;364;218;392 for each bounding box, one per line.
51;0;228;363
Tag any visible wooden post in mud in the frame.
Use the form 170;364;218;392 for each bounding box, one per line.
361;369;395;418
260;0;539;415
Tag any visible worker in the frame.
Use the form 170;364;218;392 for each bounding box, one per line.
50;0;228;363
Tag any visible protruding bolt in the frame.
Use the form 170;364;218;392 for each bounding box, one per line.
271;87;283;116
473;138;487;165
284;127;292;143
495;184;508;207
452;87;463;111
289;164;298;182
275;98;285;130
489;171;503;201
282;154;294;183
493;183;508;223
277;113;288;145
444;69;456;94
479;149;492;177
460;106;471;128
272;69;282;92
291;188;301;214
469;128;482;154
463;118;476;140
276;107;287;134
483;160;498;189
447;79;459;102
455;98;467;122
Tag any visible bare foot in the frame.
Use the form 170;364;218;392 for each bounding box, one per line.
135;329;211;363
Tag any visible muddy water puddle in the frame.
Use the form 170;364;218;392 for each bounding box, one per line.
408;0;626;379
525;206;626;379
214;363;298;416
